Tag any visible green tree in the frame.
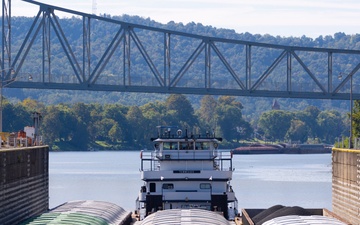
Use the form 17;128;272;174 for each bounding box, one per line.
317;110;343;143
69;103;93;149
258;110;293;141
302;106;321;138
285;119;308;143
126;106;146;145
21;98;45;113
197;95;218;129
93;118;117;141
40;105;62;146
140;101;168;142
353;100;360;139
215;96;251;142
218;96;243;109
40;104;78;146
108;122;122;143
87;103;103;140
3;102;32;132
103;104;129;142
56;104;77;142
165;94;197;128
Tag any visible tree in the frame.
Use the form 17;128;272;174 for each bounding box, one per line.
292;106;320;141
258;110;293;141
108;123;122;143
302;106;321;138
126;106;146;145
286;120;308;143
197;95;218;129
56;104;77;142
317;110;343;143
3;102;32;132
87;103;103;140
215;96;251;142
21;98;45;113
140;101;168;142
70;119;89;149
103;104;129;142
72;103;92;123
70;103;92;148
165;94;197;128
218;96;243;109
40;104;82;147
40;106;62;146
353;100;360;139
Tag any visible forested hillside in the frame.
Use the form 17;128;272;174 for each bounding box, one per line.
5;14;359;120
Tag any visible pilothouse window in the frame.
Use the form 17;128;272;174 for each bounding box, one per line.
163;142;176;150
201;142;210;150
180;142;195;150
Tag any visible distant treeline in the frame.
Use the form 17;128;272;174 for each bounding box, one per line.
3;95;359;150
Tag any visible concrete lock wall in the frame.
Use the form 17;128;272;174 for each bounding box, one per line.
0;146;49;225
332;148;360;225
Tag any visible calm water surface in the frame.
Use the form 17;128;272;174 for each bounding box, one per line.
49;151;332;211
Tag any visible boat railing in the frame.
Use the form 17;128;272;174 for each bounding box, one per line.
215;150;233;171
140;149;233;171
156;149;217;160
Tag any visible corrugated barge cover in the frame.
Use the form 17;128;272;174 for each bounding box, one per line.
262;215;347;225
140;209;230;225
19;200;132;225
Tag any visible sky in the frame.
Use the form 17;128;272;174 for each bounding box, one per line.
8;0;360;38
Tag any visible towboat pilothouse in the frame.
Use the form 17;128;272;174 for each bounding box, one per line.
135;126;238;220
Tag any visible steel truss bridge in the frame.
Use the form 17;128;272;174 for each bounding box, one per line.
1;0;360;100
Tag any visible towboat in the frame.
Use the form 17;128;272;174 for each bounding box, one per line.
135;126;238;220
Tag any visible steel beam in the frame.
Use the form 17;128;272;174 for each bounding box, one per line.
9;81;359;100
1;0;11;78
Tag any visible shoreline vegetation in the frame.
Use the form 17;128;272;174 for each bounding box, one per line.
50;140;242;151
4;94;351;152
50;140;332;154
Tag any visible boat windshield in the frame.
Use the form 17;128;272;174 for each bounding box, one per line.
161;141;212;150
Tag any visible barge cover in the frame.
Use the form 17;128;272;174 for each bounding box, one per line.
140;208;231;225
20;200;132;225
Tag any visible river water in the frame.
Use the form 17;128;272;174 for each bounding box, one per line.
49;151;332;212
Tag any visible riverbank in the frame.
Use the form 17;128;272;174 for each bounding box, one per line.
50;140;241;151
233;144;332;154
50;140;142;151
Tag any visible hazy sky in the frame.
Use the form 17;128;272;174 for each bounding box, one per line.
9;0;360;38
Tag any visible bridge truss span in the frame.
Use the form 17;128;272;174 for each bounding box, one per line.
2;0;360;100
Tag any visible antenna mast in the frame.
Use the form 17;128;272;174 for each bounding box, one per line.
92;0;97;15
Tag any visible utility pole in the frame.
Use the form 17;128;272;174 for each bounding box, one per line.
92;0;97;15
350;74;353;148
